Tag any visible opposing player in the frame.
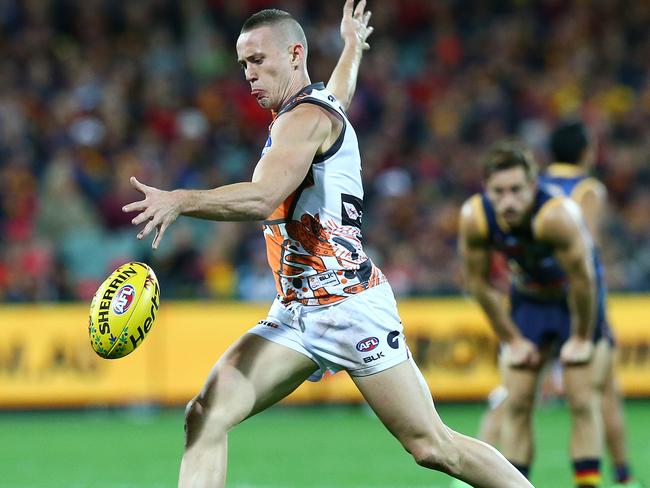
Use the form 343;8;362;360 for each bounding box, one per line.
542;121;641;488
123;2;533;487
455;124;642;488
459;142;610;488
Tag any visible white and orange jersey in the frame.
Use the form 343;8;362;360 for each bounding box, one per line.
261;82;386;306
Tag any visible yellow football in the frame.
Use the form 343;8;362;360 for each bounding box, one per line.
88;262;160;359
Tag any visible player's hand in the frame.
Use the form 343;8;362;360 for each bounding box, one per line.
341;0;374;51
560;336;594;366
122;176;182;250
504;337;540;368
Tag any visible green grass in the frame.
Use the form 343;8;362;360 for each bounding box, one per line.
1;402;649;487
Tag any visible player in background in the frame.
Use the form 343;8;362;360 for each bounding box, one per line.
458;142;610;488
455;123;642;488
123;2;533;487
541;121;641;488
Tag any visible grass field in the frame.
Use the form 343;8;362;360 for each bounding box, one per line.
1;402;648;488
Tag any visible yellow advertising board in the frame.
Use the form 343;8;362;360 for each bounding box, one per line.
0;296;649;407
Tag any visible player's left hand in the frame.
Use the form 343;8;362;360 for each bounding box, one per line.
341;0;374;51
560;336;594;366
123;176;182;250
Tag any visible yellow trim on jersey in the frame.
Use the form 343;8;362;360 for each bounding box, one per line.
470;194;488;239
532;196;565;236
495;213;510;233
571;177;600;203
546;162;586;178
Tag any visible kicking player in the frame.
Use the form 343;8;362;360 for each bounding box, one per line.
124;2;533;487
459;142;610;488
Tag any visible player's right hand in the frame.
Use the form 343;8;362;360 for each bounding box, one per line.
504;337;540;368
341;0;374;51
123;176;182;250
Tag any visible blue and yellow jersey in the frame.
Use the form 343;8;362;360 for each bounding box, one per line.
539;163;600;203
538;160;607;290
475;187;568;295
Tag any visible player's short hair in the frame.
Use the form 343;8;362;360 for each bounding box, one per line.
241;9;308;56
549;121;588;164
483;141;538;182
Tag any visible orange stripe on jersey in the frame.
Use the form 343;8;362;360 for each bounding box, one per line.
285;253;328;274
267;190;297;221
286;215;337;257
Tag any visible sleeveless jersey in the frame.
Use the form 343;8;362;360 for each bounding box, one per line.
478;187;568;294
539;162;607;292
261;82;386;306
539;163;599;202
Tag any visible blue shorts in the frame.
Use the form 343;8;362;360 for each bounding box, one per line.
510;288;612;351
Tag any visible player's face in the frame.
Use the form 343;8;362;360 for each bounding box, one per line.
236;27;293;111
485;166;537;227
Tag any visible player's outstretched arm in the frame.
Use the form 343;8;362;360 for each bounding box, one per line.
459;198;539;367
326;0;373;110
123;104;332;249
534;198;597;364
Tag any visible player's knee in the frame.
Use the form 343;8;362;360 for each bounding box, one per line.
566;392;596;419
505;391;534;418
184;395;228;449
184;396;206;448
406;437;462;476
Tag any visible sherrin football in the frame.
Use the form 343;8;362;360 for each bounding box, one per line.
88;262;160;359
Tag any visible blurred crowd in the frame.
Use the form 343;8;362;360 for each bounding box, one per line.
1;0;649;302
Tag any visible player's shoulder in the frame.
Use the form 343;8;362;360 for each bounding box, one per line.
270;102;333;136
460;194;488;240
533;195;582;240
571;176;607;203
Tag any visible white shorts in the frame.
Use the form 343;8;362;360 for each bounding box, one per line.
248;282;410;381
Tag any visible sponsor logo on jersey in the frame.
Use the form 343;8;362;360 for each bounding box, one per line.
341;194;364;228
258;320;279;329
356;336;380;352
343;202;360;220
363;351;385;364
308;271;340;290
112;285;136;315
387;330;400;349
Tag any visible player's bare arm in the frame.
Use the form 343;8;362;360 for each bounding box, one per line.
573;179;607;247
123;104;333;249
459;197;539;368
534;197;597;365
326;0;373;110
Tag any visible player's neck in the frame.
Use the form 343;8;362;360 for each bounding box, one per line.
277;71;311;109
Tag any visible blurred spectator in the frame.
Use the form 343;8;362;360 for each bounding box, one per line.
0;0;649;302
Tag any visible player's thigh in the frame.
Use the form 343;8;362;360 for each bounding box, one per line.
563;338;610;400
591;338;612;389
351;358;452;450
502;363;542;411
602;346;621;406
194;333;318;425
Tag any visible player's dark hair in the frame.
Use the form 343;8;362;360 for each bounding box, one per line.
549;121;588;164
241;9;308;55
483;141;538;181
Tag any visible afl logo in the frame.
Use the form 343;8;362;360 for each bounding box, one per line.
112;285;136;315
356;337;379;352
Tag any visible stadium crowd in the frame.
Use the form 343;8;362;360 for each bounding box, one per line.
0;0;649;302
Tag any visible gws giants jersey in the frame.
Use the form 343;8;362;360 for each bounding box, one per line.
261;82;386;306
